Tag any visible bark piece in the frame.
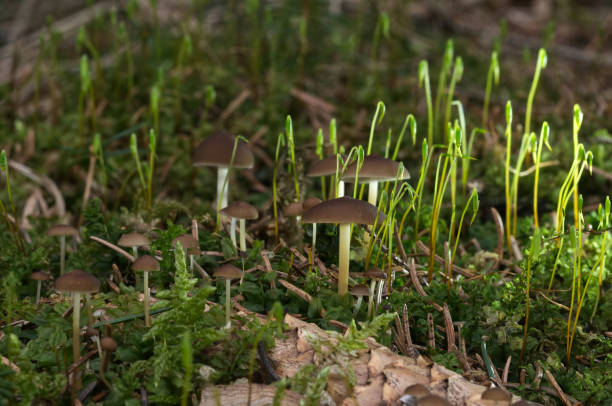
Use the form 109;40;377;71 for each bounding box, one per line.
200;382;301;406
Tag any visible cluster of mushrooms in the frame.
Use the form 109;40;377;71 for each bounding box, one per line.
31;129;410;396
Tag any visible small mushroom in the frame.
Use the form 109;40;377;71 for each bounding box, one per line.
219;201;259;253
214;264;243;328
350;284;371;317
303;197;322;250
55;269;100;390
343;154;409;206
117;232;150;258
481;387;511;405
132;255;160;327
100;336;117;388
85;327;102;357
302;197;383;295
172;234;199;272
30;271;50;305
193;130;254;210
46;224;78;275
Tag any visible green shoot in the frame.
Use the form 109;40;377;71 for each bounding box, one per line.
92;134;108;193
316;129;326;200
520;227;541;362
510;130;532;237
77;55;92;146
358;101;385;201
392;114;416;160
572;105;583;229
272;133;286;241
174;31;193;129
482;51;500;130
504;101;513;252
147;129;157;209
524;48;547;138
449;189;479;277
418;61;433;147
428;123;461;282
285;116;300;202
443;56;463;144
0;150;25;253
130;133;147;194
434;40;454;138
150;84;161;142
566;196;584;365
118;23;134;98
76;26;102;93
590;196;610;322
329;118;338;155
532;122;551;228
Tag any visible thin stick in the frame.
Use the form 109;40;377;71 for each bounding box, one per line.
89;236;134;262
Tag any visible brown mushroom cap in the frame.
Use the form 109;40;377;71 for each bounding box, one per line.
172;235;199;251
306;155;346;177
302;197;384;225
193;130;254;169
303;197;322;211
132;255;160;272
364;267;386;280
214;264;243;280
343;154;410;181
283;202;303;217
219;201;259;220
85;327;99;337
350;284;371;297
30;271;50;281
100;337;117;352
417;395;451;406
46;224;78;237
481;387;511;401
117;232;150;248
55;269;100;293
404;383;430;398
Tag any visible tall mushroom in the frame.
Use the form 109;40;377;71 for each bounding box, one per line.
307;154;347;198
343;154;409;206
350;284;371;317
193;130;254;209
55;269;100;389
30;271;50;305
117;232;150;258
132;255;160;327
214;264;243;328
302;197;383;295
219;201;258;253
172;234;199;272
364;267;385;319
46;224;78;275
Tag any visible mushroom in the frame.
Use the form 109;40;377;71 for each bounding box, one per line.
364;267;386;318
30;271;50;305
219;201;259;253
193;130;254;210
100;337;117;372
214;264;243;328
117;232;150;258
343;154;409;206
55;269;100;389
85;327;102;357
303;197;322;250
350;284;371;317
398;383;431;405
481;387;511;405
172;234;200;272
307;154;347;198
46;224;78;275
132;255;160;327
302;197;383;295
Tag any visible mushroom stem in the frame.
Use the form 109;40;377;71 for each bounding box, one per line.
312;224;317;253
217;167;229;209
72;292;82;389
337;180;345;198
239;218;246;252
230;218;237;249
189;254;194;273
60;235;66;275
144;271;150;327
368;180;378;206
132;246;138;258
338;223;351;295
366;280;376;319
225;278;231;328
353;296;363;317
132;246;140;286
36;281;42;305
